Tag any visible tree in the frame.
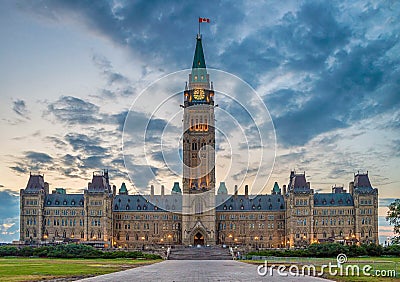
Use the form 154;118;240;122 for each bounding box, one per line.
386;199;400;244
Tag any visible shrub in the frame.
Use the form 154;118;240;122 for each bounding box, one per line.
0;246;19;256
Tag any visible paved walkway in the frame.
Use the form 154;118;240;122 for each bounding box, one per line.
77;260;330;282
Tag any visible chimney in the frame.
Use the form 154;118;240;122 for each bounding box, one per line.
234;185;238;197
283;185;287;195
151;185;154;196
349;181;354;195
161;185;165;196
245;185;249;197
44;182;49;194
112;185;116;196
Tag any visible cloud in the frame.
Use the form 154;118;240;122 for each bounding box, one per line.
9;165;27;174
25;151;53;163
0;190;19;242
92;54;130;86
12;99;30;118
64;133;108;155
9;152;53;175
47;96;102;125
267;31;399;147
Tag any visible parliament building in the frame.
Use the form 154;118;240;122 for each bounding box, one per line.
19;33;378;249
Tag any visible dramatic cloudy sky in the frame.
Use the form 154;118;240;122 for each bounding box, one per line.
0;0;399;242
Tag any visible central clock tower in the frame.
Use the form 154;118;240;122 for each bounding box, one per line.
181;34;216;245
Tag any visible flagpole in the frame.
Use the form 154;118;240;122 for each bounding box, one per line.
198;17;201;37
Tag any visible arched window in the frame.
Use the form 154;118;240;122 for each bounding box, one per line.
126;233;129;241
80;231;84;239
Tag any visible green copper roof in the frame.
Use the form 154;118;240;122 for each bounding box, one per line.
192;36;206;69
217;182;228;195
119;182;128;195
172;182;182;194
272;182;281;194
190;36;208;84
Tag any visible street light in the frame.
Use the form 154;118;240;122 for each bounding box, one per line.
254;236;259;250
141;236;145;250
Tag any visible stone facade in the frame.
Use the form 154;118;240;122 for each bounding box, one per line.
20;170;378;248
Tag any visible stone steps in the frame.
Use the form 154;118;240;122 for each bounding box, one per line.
168;246;233;260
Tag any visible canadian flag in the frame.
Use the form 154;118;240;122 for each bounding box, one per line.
199;17;210;23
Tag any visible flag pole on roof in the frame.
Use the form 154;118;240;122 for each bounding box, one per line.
198;17;210;38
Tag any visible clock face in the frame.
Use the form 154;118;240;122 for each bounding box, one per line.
193;89;205;100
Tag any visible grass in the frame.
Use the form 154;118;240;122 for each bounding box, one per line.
0;257;162;281
243;257;400;281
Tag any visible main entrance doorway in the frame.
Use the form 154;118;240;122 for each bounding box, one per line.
194;232;204;246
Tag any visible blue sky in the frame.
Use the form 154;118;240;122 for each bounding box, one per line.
0;0;399;242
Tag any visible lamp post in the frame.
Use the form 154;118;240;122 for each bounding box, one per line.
254;236;259;250
167;234;172;247
228;234;233;247
141;236;145;250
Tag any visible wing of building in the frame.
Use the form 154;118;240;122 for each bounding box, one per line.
19;33;378;248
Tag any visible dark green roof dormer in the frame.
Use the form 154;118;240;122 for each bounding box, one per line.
271;182;281;195
217;182;228;195
119;182;128;195
172;182;182;194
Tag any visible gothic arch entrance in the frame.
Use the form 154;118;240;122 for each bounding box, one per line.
194;232;204;246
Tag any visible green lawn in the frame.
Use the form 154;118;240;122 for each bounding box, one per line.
244;257;400;281
0;257;162;282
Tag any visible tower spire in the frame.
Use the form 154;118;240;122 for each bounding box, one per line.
189;34;209;88
192;36;206;70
